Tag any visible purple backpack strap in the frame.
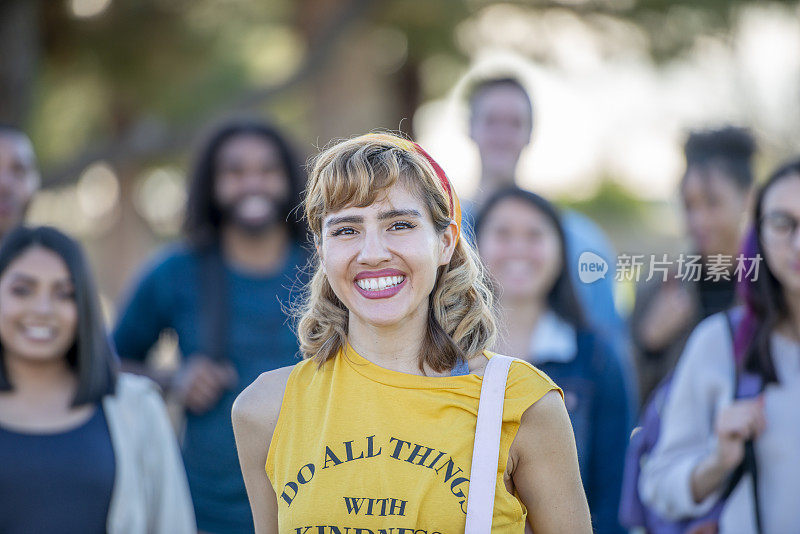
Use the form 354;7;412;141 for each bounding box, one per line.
736;372;762;399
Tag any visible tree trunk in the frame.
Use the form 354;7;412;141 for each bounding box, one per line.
0;0;39;125
397;57;420;137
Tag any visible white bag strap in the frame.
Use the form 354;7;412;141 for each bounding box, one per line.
465;354;515;533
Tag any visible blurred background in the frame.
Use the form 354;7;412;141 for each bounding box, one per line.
2;0;799;314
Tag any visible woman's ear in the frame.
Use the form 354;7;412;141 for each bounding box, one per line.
314;234;327;275
438;220;458;267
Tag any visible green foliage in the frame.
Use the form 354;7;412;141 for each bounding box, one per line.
376;0;469;61
557;179;647;222
33;0;297;163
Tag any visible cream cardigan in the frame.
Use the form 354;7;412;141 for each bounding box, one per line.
103;373;195;533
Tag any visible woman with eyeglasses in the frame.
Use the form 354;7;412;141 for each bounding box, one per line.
640;158;800;533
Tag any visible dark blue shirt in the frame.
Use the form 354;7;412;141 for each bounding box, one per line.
113;243;305;533
535;329;631;534
0;404;115;534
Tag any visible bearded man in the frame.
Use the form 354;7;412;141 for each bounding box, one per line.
113;119;307;534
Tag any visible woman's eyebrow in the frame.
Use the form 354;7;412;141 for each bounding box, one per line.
378;209;422;220
324;209;422;227
325;215;364;228
7;272;35;284
6;272;72;286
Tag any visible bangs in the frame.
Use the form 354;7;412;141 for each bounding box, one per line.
307;139;436;234
326;148;418;212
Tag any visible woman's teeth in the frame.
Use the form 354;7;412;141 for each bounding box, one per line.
238;196;270;218
504;260;534;277
24;326;56;341
356;275;405;291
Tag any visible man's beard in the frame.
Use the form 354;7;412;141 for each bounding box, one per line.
219;194;288;235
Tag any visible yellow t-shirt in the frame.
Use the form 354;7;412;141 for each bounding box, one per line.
266;345;562;533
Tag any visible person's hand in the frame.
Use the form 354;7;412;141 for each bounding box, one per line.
172;355;238;414
691;397;766;504
713;397;766;470
639;282;695;351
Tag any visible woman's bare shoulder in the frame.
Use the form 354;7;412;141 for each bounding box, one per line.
232;364;296;439
512;390;571;458
512;389;592;532
520;389;568;427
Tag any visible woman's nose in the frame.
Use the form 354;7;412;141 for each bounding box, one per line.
357;230;391;265
31;293;55;315
792;224;800;250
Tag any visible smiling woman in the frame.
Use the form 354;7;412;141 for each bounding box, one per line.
0;226;195;534
299;133;478;372
232;133;592;533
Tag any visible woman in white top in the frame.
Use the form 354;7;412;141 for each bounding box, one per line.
640;158;800;533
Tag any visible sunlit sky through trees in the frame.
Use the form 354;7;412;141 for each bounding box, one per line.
418;4;800;204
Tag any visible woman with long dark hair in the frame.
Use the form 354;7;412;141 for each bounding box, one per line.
640;158;800;533
475;187;632;534
0;226;194;533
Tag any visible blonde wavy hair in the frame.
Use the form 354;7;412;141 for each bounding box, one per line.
297;132;497;372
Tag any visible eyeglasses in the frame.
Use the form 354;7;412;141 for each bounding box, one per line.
761;212;800;243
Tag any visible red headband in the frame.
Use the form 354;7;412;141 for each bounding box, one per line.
362;134;462;242
411;142;459;230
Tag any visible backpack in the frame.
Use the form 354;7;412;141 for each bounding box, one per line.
619;309;764;534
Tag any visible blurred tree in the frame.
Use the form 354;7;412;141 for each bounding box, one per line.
0;0;796;184
0;0;39;125
33;0;369;186
466;0;798;61
374;1;470;135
